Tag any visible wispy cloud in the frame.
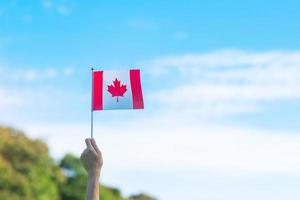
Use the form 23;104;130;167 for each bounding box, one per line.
143;49;300;116
0;67;75;81
0;66;77;122
0;86;25;109
63;67;74;76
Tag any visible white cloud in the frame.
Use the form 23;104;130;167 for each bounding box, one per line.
144;50;300;115
0;84;71;111
22;122;300;176
23;69;38;80
0;86;25;108
0;66;78;123
63;67;74;76
0;67;75;81
10;68;50;81
44;68;57;78
146;50;300;76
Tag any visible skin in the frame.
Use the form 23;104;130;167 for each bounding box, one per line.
81;138;103;200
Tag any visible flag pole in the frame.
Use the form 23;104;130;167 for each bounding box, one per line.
91;67;94;138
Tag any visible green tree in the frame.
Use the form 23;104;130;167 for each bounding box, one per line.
59;154;87;200
59;154;125;200
129;194;156;200
0;127;64;200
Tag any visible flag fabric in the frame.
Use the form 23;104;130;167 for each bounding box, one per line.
92;69;144;110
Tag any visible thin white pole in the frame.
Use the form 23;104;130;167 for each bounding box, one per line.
91;67;94;138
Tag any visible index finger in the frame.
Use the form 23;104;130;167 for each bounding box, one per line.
91;138;101;154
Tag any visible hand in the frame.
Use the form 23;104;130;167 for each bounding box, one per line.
80;138;103;176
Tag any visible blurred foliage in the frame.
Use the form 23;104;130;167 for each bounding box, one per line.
59;154;125;200
59;154;87;200
0;127;63;200
0;126;155;200
129;194;156;200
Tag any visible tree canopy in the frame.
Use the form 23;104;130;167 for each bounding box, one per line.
0;127;63;200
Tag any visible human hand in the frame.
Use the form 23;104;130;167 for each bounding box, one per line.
80;138;103;176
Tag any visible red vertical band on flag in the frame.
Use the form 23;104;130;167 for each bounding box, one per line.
92;71;103;110
130;69;144;109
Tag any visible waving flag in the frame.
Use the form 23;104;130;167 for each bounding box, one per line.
92;69;144;110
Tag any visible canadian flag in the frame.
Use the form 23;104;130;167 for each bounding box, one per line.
92;69;144;110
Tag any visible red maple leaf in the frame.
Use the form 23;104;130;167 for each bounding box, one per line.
107;78;127;102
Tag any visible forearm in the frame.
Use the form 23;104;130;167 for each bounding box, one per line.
81;138;103;200
86;171;101;200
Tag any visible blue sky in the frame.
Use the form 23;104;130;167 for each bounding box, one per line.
1;0;300;200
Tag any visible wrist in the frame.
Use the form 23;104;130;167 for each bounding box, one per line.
88;169;101;179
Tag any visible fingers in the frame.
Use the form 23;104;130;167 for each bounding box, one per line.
91;138;101;154
85;138;93;149
85;138;96;152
